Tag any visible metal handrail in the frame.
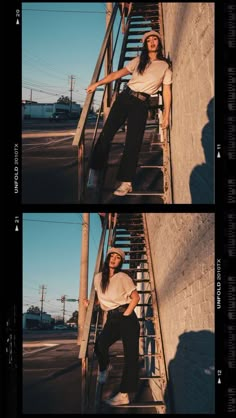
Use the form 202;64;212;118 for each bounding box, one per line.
79;214;109;360
78;212;118;413
72;3;119;147
81;18;122;198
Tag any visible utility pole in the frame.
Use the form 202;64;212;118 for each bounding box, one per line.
104;3;113;122
77;213;90;345
61;295;66;323
30;89;32;102
69;75;76;113
56;295;67;323
39;285;46;322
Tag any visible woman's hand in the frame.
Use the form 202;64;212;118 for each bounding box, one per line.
87;83;98;93
161;109;169;130
83;298;89;308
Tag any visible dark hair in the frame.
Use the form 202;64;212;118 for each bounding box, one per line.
137;36;168;75
101;253;123;293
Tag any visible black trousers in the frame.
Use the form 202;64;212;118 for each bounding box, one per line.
94;310;140;393
90;89;149;182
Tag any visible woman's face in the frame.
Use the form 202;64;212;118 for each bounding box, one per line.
146;35;159;52
109;253;122;269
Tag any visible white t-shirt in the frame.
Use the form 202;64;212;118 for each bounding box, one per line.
126;56;172;95
94;271;136;311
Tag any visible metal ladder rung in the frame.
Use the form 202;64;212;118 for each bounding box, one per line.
138;317;155;321
115;230;144;234
138;290;152;294
139;165;163;169
128;192;164;196
114;243;146;247
115;353;162;358
111;401;165;408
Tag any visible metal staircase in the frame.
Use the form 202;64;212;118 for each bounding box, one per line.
99;2;173;204
78;213;168;414
73;3;173;204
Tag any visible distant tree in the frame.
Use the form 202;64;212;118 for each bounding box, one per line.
57;95;71;104
26;305;41;315
68;310;78;323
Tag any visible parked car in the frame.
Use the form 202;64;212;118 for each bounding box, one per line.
49;112;69;122
53;324;68;330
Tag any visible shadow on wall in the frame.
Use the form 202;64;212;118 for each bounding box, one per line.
144;297;156;375
189;97;214;203
164;330;215;414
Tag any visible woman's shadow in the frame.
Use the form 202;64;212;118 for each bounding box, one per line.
164;330;215;413
190;97;214;203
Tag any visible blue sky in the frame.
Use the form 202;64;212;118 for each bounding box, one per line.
23;213;104;320
22;2;123;109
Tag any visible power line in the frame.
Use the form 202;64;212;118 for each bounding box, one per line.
23;8;106;14
23;218;84;226
22;86;60;97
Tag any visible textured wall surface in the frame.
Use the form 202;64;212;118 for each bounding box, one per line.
146;213;215;413
162;3;214;203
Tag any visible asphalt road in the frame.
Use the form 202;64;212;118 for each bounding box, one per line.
22;331;158;415
22;120;100;204
23;332;82;414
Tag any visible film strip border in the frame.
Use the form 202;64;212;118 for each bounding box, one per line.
216;1;236;415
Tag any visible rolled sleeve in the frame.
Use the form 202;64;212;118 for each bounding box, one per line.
121;274;137;297
163;67;172;85
125;56;139;74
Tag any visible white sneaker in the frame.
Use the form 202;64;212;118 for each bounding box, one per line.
87;169;100;188
113;182;132;196
97;364;112;384
105;392;129;406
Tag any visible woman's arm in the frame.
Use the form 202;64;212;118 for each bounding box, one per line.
123;289;140;316
162;83;172;129
83;293;100;308
87;67;130;93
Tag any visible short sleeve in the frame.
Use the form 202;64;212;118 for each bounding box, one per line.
94;272;101;291
163;67;172;85
120;273;136;297
125;56;139;74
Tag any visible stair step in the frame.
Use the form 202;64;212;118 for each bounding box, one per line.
128;192;164;196
117;228;144;231
116;353;162;358
129;17;151;22
116;233;144;239
139;334;157;338
110;374;162;380
116;233;144;238
125;47;142;52
124;250;146;254
138;290;152;294
111;401;164;408
139;165;163;169
138;317;155;321
116;229;144;235
129;23;156;28
116;243;146;248
115;237;145;241
126;38;143;43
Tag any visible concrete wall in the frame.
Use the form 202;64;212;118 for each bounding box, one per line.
146;213;215;413
162;3;214;203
